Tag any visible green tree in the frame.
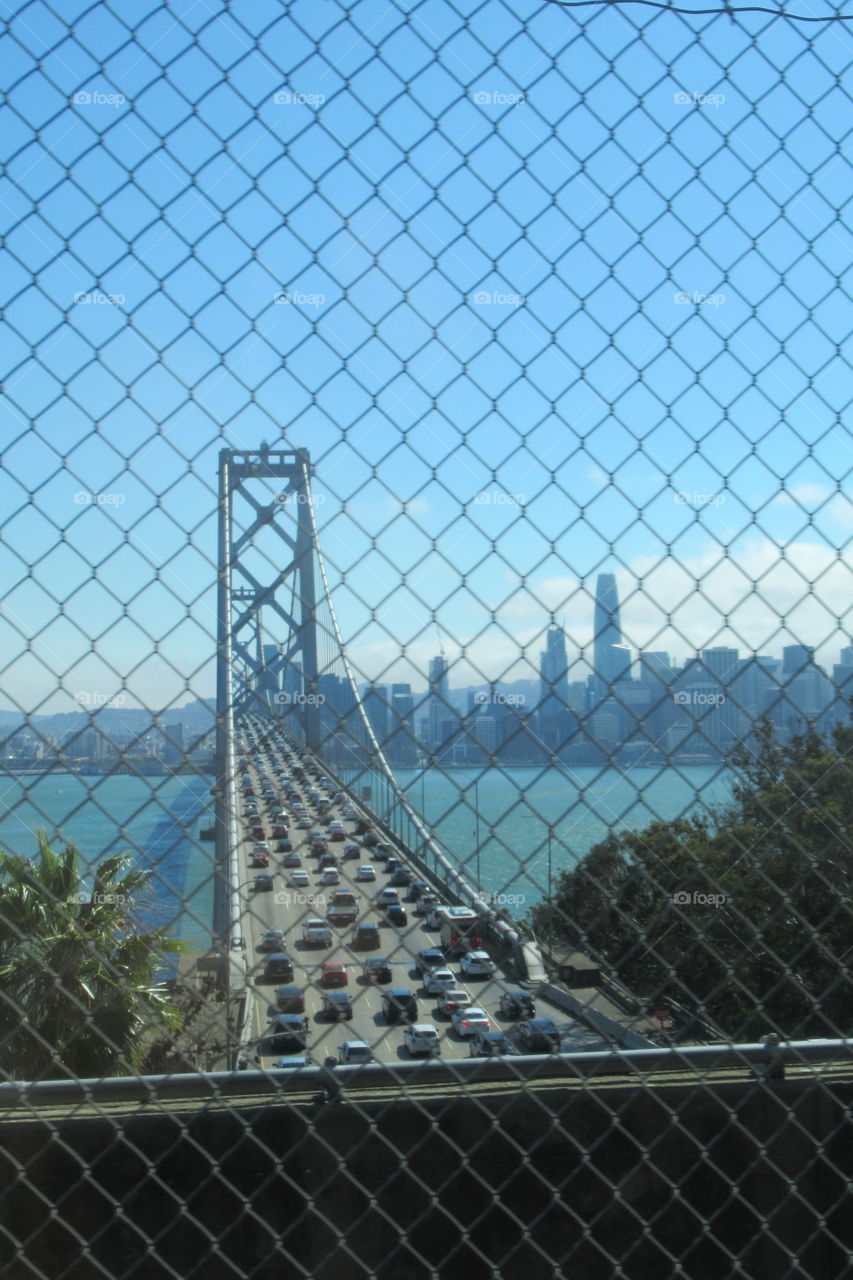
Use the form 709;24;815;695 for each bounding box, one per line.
0;831;185;1079
530;718;853;1040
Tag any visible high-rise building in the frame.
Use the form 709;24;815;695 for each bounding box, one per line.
593;574;631;700
428;654;452;751
538;621;570;750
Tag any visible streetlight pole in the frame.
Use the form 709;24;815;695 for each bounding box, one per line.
474;775;481;892
547;825;553;906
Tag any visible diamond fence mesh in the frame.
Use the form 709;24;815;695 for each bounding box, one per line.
2;0;853;1275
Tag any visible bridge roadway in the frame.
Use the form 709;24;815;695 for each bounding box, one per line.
233;718;606;1068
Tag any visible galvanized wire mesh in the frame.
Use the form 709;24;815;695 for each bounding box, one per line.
2;0;853;1275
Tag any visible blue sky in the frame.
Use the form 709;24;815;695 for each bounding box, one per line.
2;0;852;715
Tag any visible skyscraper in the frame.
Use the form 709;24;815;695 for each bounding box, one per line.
538;620;570;751
593;573;631;699
428;654;451;751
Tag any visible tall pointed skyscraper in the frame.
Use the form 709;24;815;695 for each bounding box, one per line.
538;619;570;749
593;573;631;699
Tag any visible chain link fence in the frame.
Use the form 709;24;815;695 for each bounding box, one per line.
2;0;853;1274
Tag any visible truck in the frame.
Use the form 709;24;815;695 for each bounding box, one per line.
302;918;332;947
326;890;359;924
437;906;485;958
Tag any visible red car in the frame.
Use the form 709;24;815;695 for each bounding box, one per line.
272;823;289;838
321;962;349;988
251;850;270;867
251;825;265;839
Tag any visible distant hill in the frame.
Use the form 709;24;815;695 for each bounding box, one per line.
0;699;216;744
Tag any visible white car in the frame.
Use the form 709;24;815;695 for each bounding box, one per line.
321;868;341;885
423;967;458;994
459;950;497;978
290;870;310;887
451;1007;490;1036
377;887;400;908
356;864;376;881
404;1024;441;1057
338;1040;373;1065
302;918;332;946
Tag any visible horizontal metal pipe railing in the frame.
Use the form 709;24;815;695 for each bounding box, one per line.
1;1040;851;1108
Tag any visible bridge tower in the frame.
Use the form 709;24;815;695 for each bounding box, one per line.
213;445;321;945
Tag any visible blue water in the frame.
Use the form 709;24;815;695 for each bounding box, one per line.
357;763;735;914
0;771;215;958
0;764;734;945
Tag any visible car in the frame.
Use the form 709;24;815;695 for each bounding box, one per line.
404;1024;441;1057
384;858;401;874
353;921;381;949
258;929;285;951
320;868;341;885
405;881;430;903
382;988;418;1022
321;961;348;987
274;984;305;1012
459;950;497;978
251;850;270;867
267;1014;308;1052
386;904;408;926
251;825;266;839
329;827;346;843
389;868;413;887
356;864;376;881
318;851;338;868
282;851;301;867
296;817;312;829
469;1031;520;1057
415;894;440;916
272;824;289;838
363;957;393;983
377;888;400;908
499;990;536;1020
263;953;294;982
271;1056;311;1069
426;906;449;929
516;1019;562;1054
254;872;274;892
435;987;472;1018
252;841;271;854
277;840;294;854
322;991;353;1020
290;869;310;887
302;918;332;946
451;1007;491;1036
326;891;359;924
415;948;445;976
362;830;379;847
338;1040;373;1065
423;967;457;994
